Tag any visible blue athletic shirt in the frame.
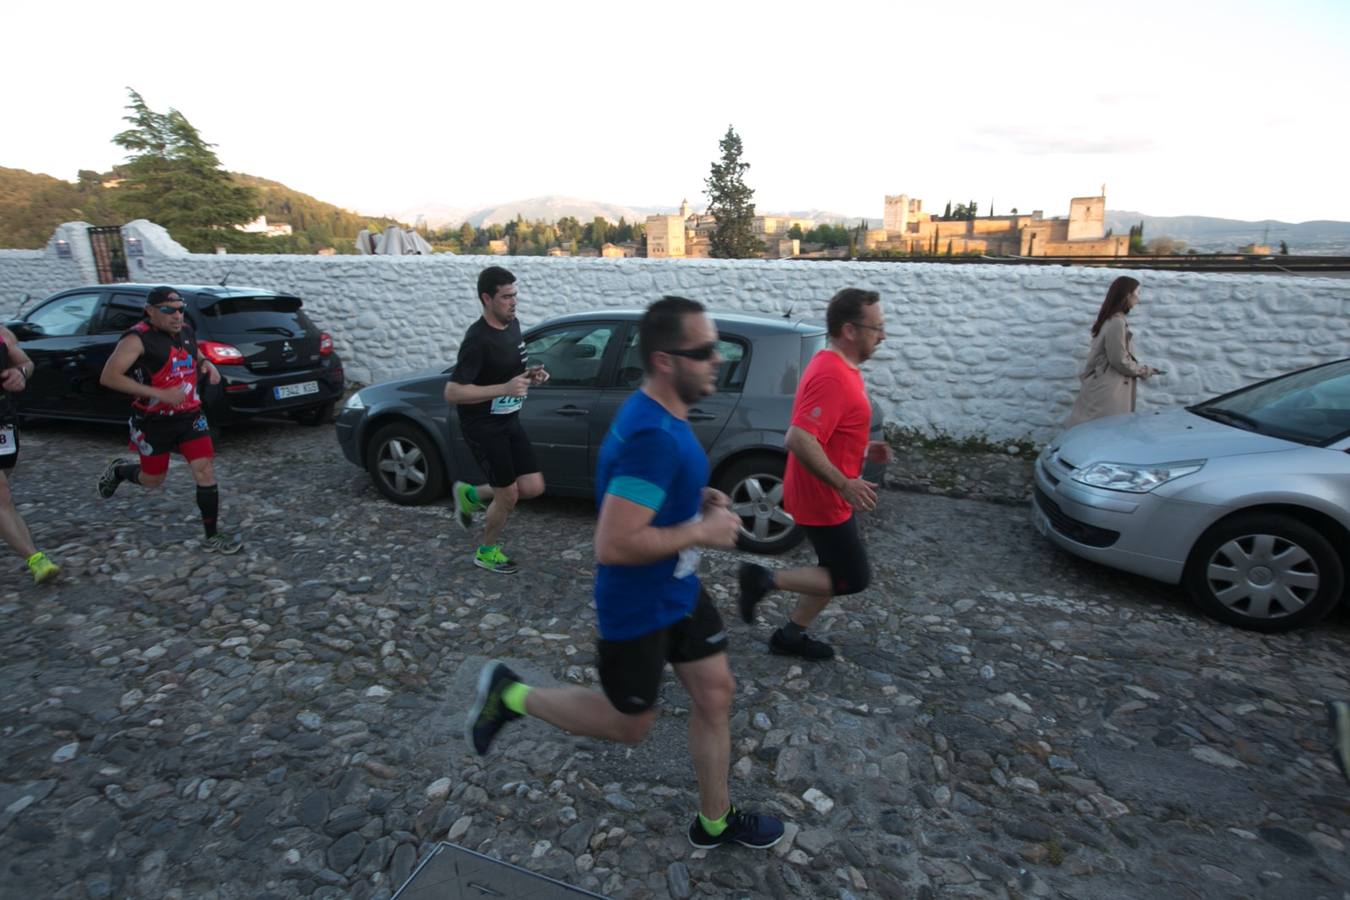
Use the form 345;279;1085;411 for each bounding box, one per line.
593;390;709;641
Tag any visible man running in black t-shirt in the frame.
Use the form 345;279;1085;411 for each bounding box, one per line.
95;286;242;554
444;267;548;574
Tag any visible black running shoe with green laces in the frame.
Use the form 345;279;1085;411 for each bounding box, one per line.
465;659;523;755
452;480;481;531
687;805;785;850
474;545;518;574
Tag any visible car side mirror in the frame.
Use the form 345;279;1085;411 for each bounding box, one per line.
8;321;45;340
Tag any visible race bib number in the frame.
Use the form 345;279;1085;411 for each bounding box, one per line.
0;424;14;456
490;395;523;415
673;513;702;579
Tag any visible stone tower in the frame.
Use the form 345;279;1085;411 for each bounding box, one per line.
1067;189;1107;241
884;195;911;234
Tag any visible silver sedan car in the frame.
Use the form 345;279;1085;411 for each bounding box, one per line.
1033;358;1350;632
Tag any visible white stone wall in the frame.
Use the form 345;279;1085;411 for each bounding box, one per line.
0;222;104;313
3;221;1347;442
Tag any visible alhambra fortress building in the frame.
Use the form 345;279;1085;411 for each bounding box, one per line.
645;189;1129;259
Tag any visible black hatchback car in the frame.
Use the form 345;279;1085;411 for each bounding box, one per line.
6;283;344;427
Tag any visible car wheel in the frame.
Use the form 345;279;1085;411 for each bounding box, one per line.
715;454;805;555
366;421;447;506
293;401;335;427
1183;512;1344;632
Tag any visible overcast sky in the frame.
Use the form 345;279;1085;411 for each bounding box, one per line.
7;0;1348;223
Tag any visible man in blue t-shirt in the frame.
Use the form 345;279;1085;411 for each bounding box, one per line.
463;296;785;852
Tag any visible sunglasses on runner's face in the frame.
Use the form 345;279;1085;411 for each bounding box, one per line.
156;304;186;315
662;343;718;361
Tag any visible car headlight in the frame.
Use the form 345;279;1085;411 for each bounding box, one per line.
1071;460;1204;493
342;392;366;411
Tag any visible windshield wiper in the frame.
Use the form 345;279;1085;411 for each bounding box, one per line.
1196;406;1262;431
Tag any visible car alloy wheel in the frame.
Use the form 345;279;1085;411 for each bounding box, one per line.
715;454;805;555
1184;512;1344;632
366;421;447;505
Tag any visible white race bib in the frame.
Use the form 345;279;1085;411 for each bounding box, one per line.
490;395;524;415
673;513;702;579
0;424;14;456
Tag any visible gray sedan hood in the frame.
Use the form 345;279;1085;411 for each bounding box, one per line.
1056;409;1296;465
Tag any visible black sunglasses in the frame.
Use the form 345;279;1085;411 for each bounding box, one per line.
156;304;186;315
662;343;718;361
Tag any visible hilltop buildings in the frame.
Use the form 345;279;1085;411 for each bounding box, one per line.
864;189;1128;257
645;189;1129;259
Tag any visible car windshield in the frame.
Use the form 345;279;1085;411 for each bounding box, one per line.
198;296;314;337
1188;359;1350;446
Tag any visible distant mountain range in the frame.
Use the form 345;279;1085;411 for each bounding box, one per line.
390;197;1349;253
1105;211;1350;254
385;196;876;231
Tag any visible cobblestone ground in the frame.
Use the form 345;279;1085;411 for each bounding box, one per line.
2;420;1348;900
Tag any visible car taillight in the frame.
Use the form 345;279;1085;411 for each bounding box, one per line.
199;340;245;365
319;332;334;356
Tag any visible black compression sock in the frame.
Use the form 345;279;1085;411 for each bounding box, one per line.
114;463;141;485
196;485;220;538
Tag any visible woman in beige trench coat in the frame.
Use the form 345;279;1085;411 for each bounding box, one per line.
1063;276;1159;429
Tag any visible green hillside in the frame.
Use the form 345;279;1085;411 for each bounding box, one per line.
230;173;405;253
0;166;405;253
0;167;119;248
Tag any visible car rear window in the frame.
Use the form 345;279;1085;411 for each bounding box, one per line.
199;296;316;336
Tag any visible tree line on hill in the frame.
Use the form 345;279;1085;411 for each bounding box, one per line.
423;215;646;255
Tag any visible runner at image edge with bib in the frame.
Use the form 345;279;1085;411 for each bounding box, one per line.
0;326;60;583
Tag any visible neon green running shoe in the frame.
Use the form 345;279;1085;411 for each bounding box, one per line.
452;480;483;531
27;551;60;585
474;545;518;575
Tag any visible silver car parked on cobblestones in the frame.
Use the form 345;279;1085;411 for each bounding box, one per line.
336;309;884;555
1033;357;1350;632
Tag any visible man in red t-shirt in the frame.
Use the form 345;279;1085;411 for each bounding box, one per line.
737;288;892;660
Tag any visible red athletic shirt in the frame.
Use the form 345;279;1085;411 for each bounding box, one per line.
783;349;871;527
125;321;203;416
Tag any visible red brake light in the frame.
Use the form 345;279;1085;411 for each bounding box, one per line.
319;332;334;356
199;339;245;365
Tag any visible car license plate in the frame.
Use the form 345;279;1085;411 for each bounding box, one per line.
275;381;319;400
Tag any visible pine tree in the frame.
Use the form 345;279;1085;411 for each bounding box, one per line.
943;201;952;219
704;126;763;259
111;89;263;252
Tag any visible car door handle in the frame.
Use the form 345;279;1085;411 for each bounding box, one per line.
688;410;717;421
553;406;589;416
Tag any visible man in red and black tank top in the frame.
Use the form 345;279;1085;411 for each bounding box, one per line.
96;286;242;554
0;325;61;583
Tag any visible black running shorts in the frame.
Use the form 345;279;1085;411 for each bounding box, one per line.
803;514;871;596
462;415;540;489
596;589;727;715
